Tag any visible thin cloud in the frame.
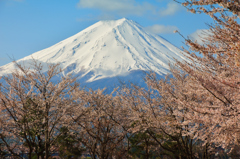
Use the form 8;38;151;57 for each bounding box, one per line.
145;24;179;34
78;0;154;16
189;29;212;45
0;58;7;61
14;0;24;1
97;14;116;20
159;2;182;16
77;14;115;22
77;0;184;22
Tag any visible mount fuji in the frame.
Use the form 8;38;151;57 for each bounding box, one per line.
0;18;187;90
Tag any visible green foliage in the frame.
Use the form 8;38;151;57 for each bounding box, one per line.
57;127;85;159
128;131;159;159
19;98;45;158
0;142;7;158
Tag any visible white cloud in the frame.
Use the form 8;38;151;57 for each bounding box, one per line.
145;24;179;34
78;0;154;16
159;2;182;16
189;29;212;45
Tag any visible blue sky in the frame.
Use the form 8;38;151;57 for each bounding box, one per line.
0;0;213;66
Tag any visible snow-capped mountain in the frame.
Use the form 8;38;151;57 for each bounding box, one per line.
0;18;186;89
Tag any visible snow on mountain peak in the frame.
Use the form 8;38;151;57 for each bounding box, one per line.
0;18;187;82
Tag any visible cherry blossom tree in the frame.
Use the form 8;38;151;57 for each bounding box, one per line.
165;0;240;150
119;81;215;158
69;88;131;159
0;60;79;159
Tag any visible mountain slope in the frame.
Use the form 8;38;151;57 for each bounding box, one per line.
0;18;186;85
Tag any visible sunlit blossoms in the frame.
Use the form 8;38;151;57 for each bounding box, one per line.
0;0;240;158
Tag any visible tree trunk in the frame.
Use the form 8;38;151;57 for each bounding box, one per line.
45;113;49;159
